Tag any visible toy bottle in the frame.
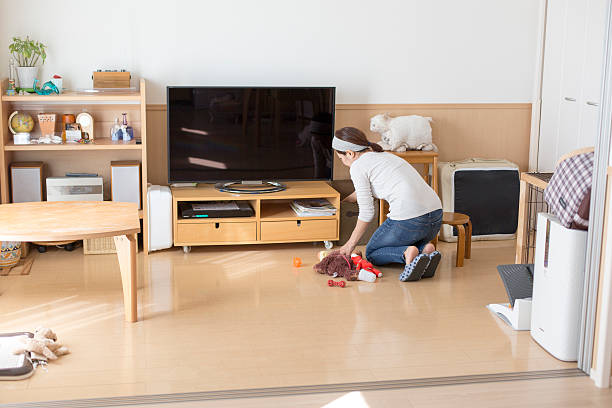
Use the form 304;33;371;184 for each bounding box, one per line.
111;118;121;141
121;113;134;142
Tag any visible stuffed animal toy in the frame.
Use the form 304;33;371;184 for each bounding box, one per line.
351;251;382;278
370;113;437;152
314;251;359;281
34;327;57;342
315;251;379;282
318;250;333;261
12;327;69;361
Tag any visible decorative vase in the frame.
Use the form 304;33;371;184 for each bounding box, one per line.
16;66;39;90
0;242;21;269
38;113;57;137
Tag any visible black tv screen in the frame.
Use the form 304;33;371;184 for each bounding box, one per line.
167;87;336;183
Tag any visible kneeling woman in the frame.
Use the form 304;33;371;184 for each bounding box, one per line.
334;127;443;281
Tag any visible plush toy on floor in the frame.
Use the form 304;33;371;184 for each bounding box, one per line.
315;251;380;282
314;251;358;281
318;250;332;262
351;251;382;278
12;327;69;361
370;113;437;152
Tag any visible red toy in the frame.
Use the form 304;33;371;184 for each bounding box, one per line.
328;279;346;288
293;257;302;267
351;253;382;278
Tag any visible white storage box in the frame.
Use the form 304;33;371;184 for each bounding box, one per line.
148;185;173;251
438;159;520;242
46;177;103;202
530;213;587;361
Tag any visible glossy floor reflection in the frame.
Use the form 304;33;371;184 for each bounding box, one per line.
0;240;575;403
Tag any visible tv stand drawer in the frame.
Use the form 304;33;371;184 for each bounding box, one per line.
177;221;256;244
260;219;337;242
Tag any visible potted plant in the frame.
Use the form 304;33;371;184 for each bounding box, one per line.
9;36;47;90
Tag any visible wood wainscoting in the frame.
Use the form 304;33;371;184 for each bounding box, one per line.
146;103;532;185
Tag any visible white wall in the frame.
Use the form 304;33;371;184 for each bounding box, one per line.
0;0;541;104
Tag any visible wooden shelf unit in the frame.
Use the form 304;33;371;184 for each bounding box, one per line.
0;79;149;252
4;139;142;151
2;91;142;103
172;181;340;247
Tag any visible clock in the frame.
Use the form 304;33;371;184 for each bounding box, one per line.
76;112;94;141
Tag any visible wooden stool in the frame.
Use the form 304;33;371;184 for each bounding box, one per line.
441;212;472;267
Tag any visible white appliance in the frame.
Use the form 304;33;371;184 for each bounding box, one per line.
46;177;103;202
147;185;173;251
111;161;141;209
10;162;44;202
487;299;532;331
531;213;588;361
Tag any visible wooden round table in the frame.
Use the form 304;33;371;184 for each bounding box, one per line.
0;201;141;322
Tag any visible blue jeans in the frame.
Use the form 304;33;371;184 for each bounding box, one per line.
366;209;442;266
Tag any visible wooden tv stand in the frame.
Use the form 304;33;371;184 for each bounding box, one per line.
172;181;340;252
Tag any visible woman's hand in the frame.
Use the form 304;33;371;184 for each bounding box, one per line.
340;219;370;258
338;242;355;258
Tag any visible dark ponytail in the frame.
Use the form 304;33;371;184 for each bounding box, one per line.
367;140;384;152
334;127;383;153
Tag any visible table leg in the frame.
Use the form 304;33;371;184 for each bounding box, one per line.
114;234;138;322
432;157;439;244
456;225;465;267
465;220;472;259
420;164;428;182
515;179;528;264
432;156;438;195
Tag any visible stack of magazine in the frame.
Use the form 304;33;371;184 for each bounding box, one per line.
290;199;336;217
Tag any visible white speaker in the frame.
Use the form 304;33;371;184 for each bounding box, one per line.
111;161;141;209
10;162;44;203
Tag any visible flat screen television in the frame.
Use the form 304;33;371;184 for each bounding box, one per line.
167;86;336;183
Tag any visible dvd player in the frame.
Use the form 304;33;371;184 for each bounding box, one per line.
179;201;254;219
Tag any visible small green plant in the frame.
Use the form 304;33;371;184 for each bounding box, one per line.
9;36;47;67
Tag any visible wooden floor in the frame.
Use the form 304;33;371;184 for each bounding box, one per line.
0;240;577;404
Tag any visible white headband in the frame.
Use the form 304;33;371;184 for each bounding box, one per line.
332;136;369;152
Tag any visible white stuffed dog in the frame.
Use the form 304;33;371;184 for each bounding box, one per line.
370;113;437;152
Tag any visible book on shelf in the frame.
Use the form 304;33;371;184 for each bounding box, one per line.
290;199;336;217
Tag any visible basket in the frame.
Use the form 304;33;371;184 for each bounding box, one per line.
0;242;22;268
83;236;116;255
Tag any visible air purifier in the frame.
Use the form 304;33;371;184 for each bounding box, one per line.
147;185;173;251
530;213;588;361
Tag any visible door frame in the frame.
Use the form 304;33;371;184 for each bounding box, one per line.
531;0;612;381
588;0;612;387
